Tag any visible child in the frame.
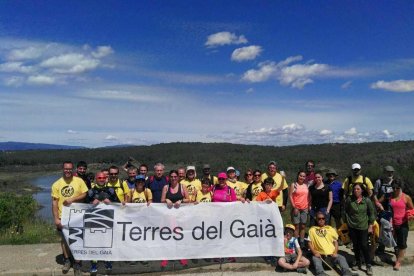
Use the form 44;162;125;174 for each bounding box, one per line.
195;178;213;203
277;224;310;274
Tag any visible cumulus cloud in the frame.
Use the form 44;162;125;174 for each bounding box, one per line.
27;75;56;85
245;88;254;94
40;53;100;74
320;129;333;135
231;45;262;62
341;81;352;89
344;127;357;135
242;55;329;89
91;46;114;58
8;46;43;61
3;76;24;87
0;62;34;73
105;135;118;141
383;129;393;138
371;80;414;92
67;129;78;134
205;32;248;47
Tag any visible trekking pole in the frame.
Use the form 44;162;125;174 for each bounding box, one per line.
321;255;341;276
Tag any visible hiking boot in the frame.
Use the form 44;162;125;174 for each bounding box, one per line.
297;267;308;274
62;259;71;274
104;261;112;271
351;263;361;271
90;261;98;275
73;262;82;276
343;269;359;276
366;265;373;276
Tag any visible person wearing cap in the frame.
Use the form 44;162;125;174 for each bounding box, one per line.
131;175;153;204
181;166;202;203
277;224;309;274
199;164;218;185
309;211;357;276
325;168;344;232
342;163;373;198
226;166;248;202
212;172;237;202
261;161;289;211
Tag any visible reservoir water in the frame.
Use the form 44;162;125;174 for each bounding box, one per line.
32;174;60;222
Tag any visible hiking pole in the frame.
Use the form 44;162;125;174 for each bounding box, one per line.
321;255;341;276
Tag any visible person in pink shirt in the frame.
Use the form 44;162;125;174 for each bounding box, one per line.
289;170;309;248
212;172;237;202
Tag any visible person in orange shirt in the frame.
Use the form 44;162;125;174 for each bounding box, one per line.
256;177;283;202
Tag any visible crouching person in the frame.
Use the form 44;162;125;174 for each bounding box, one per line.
308;212;357;276
277;224;310;274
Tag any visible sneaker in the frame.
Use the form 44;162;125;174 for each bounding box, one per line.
351;263;361;271
316;272;329;276
366;265;373;276
346;242;353;249
62;259;71;274
297;267;308;274
104;261;112;271
90;262;98;275
343;269;359;276
73;262;82;276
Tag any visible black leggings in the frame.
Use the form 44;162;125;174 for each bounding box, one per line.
349;227;371;266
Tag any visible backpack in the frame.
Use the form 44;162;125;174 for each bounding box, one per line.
347;175;368;197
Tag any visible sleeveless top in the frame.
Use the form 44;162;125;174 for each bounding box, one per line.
291;182;309;210
166;183;184;203
390;193;407;226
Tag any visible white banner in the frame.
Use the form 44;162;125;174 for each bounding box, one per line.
61;202;284;261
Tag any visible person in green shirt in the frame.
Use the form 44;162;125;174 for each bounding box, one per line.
344;183;376;275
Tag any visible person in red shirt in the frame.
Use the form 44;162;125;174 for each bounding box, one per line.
256;177;283;202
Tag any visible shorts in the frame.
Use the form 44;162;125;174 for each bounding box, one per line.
291;209;308;225
284;253;298;264
394;222;409;249
330;203;342;219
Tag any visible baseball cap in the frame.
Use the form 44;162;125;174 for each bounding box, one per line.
326;169;338;176
135;175;145;182
285;224;295;232
384;165;395;172
203;164;211;169
351;163;361;170
268;161;277;166
226;166;236;172
186;166;196;172
218;172;227;179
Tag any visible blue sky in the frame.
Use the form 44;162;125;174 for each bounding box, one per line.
1;1;414;147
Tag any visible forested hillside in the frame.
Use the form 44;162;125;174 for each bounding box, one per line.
1;141;414;194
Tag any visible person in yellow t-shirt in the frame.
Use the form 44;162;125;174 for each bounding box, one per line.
261;161;288;211
246;169;264;201
106;165;130;203
51;161;88;274
226;166;247;202
195;179;213;203
199;164;218;185
342;163;373;198
131;175;153;204
180;166;202;202
308;212;356;276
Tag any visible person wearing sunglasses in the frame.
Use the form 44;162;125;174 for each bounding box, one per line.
106;165;130;204
245;169;263;201
308;211;357;276
212;172;237;202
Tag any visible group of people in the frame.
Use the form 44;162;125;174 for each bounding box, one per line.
51;159;413;276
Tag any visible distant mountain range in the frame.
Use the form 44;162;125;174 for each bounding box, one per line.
0;141;85;151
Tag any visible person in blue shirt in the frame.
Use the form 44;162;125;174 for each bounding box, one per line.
324;169;343;231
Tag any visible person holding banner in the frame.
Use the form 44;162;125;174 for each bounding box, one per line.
195;178;213;203
160;170;190;268
131;175;153;204
256;177;283;202
212;172;237;202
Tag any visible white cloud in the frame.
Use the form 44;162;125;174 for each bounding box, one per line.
282;123;304;131
67;129;78;134
40;53;100;74
79;88;169;103
205;32;248;47
320;129;333;135
344;127;357;135
371;80;414;92
341;81;352;89
3;76;24;87
8;46;43;61
105;135;118;141
231;45;262;62
0;62;34;73
242;55;329;89
91;46;114;58
245;88;254;94
27;75;56;85
383;129;393;138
